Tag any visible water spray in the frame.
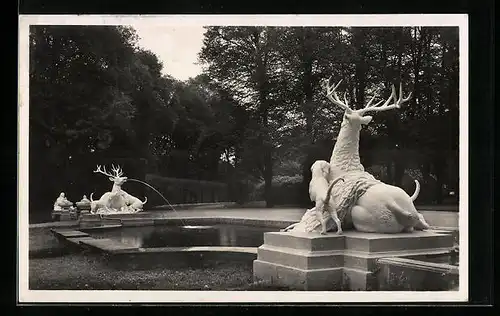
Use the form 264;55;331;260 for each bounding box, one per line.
127;178;187;226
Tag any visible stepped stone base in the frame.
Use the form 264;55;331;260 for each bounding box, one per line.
253;230;454;291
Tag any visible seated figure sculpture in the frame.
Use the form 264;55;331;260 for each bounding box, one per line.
53;192;74;211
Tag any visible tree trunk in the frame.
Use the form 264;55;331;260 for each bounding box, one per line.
394;150;405;187
392;29;407;187
261;108;274;208
255;30;273;208
410;27;422;119
433;151;446;204
420;158;432;203
299;29;316;207
263;150;274;208
302;51;314;143
439;38;447;116
353;28;367;109
386;160;394;185
424;30;434;117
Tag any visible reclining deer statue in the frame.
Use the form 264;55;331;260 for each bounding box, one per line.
90;165;147;214
321;77;429;233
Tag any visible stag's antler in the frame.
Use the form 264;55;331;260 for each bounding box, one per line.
358;82;412;115
111;164;124;177
323;77;353;112
94;165;115;177
94;164;124;178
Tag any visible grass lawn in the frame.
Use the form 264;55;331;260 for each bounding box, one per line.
30;252;261;290
30;252;290;290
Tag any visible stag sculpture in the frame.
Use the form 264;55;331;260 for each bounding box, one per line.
321;77;429;233
90;165;147;214
286;78;429;234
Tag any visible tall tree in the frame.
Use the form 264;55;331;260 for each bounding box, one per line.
199;26;282;207
29;25;177;208
29;25;140;206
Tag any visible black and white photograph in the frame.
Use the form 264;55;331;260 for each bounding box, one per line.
18;14;468;303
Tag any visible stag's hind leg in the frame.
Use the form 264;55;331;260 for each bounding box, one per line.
386;202;423;232
351;205;404;233
414;212;430;230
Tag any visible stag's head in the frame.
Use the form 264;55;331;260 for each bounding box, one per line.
93;164;128;186
322;77;412;127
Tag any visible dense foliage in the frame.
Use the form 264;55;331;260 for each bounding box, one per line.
29;25;459;211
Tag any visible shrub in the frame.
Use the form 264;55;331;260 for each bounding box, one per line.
250;175;303;206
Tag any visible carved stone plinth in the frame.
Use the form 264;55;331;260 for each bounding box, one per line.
51;210;72;221
253;230;454;291
79;209;91;217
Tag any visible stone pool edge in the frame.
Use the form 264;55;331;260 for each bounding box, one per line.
78;214;296;229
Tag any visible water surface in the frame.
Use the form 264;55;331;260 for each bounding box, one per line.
89;224;279;248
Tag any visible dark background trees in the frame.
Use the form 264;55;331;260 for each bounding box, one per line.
28;25;459;220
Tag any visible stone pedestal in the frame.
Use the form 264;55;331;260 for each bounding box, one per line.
79;210;91;216
51;210;72;221
253;230;454;291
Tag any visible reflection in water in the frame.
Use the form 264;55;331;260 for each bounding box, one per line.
115;226;156;248
91;225;278;248
120;235;143;248
219;226;238;246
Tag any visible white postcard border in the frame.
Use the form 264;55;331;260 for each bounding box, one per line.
18;14;469;303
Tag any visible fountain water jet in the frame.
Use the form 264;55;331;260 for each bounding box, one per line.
126;178;187;225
